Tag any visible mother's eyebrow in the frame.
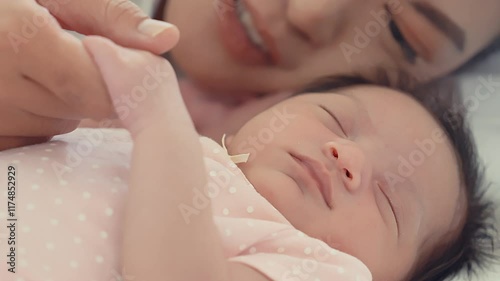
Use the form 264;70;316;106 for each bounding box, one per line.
412;2;466;52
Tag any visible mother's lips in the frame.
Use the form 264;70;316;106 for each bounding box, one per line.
240;0;282;66
291;153;333;209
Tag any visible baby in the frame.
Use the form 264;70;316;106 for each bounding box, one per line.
0;37;495;281
83;37;499;281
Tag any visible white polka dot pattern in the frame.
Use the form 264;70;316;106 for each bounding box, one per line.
0;129;132;281
0;131;371;281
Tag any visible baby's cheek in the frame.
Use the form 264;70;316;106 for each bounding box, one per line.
360;234;412;281
328;222;386;262
251;170;291;204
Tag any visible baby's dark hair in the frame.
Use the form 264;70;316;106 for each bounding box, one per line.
299;75;499;281
405;79;498;281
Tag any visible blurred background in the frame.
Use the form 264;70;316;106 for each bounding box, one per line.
457;52;500;281
134;0;156;14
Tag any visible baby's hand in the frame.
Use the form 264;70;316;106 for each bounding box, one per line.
82;35;180;136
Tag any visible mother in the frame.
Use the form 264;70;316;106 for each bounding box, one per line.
156;0;500;96
153;0;500;138
0;0;499;149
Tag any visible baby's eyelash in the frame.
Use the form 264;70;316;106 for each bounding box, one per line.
379;183;400;236
319;105;347;137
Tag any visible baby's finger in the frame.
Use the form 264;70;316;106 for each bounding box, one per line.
82;35;178;135
83;35;176;94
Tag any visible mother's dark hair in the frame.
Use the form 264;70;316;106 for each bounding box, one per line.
454;35;500;74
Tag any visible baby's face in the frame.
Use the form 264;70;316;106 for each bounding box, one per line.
227;86;465;281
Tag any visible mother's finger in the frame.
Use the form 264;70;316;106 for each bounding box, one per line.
37;0;180;54
10;5;115;120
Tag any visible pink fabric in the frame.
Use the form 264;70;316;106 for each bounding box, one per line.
0;129;371;281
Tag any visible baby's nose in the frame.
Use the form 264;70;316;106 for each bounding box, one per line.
322;141;365;192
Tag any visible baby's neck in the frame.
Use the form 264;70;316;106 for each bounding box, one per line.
160;51;186;80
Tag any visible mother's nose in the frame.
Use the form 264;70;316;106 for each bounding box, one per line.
322;140;369;192
287;0;351;46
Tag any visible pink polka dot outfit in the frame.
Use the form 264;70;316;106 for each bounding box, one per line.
0;129;371;281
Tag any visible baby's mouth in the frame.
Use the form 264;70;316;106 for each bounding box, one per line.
290;153;333;209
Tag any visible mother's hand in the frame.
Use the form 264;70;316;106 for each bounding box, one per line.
0;0;179;151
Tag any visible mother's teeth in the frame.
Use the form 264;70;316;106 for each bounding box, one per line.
236;0;268;51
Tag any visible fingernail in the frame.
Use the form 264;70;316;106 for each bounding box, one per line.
138;19;175;38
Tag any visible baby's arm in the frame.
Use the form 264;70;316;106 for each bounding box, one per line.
83;36;270;281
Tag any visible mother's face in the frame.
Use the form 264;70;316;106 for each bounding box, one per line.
165;0;500;96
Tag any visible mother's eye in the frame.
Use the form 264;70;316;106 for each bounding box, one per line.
389;20;417;64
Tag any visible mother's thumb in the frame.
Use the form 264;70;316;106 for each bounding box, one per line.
39;0;179;54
